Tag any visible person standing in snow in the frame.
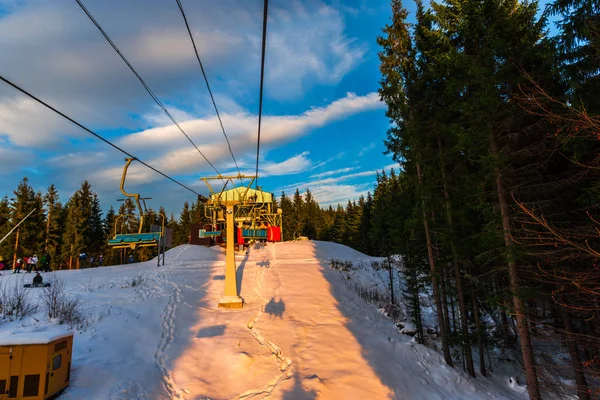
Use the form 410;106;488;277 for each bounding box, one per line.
31;254;38;271
128;254;134;263
98;254;103;267
14;258;22;273
24;256;32;273
43;252;51;272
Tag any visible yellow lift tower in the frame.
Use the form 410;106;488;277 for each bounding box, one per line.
201;175;256;308
202;175;283;309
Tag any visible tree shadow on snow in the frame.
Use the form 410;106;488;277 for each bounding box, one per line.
143;245;225;399
196;324;227;338
309;243;406;398
282;374;317;400
256;259;270;268
264;297;285;318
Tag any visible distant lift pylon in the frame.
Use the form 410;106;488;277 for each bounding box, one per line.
108;158;166;266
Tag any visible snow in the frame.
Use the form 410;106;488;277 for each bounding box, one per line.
0;241;530;399
0;331;72;346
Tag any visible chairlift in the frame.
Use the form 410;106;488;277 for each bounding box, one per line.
107;158;165;250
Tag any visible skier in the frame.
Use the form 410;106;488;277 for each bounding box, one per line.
128;254;134;263
98;254;103;267
24;256;32;273
14;258;22;273
31;254;38;271
79;252;87;268
32;272;43;287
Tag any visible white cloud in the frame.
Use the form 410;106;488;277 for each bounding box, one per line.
0;96;79;147
312;184;371;206
277;163;398;206
262;152;312;176
0;0;368;149
310;167;357;179
358;142;376;156
108;92;383;179
0;144;31;174
266;1;367;99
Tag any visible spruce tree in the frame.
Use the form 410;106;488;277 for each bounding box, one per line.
11;178;45;259
43;185;64;270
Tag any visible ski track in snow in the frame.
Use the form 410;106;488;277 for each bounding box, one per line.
237;244;293;399
154;278;184;398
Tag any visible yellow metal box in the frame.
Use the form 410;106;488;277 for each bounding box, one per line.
0;331;73;399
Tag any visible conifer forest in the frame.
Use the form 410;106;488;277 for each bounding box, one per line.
0;0;598;398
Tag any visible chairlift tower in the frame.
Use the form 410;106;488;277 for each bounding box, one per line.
201;174;257;308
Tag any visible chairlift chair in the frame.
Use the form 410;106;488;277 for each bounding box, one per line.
107;158;165;250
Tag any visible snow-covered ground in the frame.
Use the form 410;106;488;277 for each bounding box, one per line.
0;241;530;399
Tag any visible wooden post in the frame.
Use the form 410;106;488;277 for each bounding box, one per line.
12;228;19;269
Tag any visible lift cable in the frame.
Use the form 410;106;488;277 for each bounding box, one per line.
0;75;202;196
255;0;269;189
175;0;241;178
75;0;221;176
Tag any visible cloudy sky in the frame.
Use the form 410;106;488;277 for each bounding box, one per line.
0;0;555;214
0;0;401;213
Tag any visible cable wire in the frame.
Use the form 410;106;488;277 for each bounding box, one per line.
75;0;221;176
175;0;241;178
0;75;202;196
255;0;269;189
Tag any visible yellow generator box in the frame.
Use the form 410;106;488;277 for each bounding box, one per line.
0;331;73;399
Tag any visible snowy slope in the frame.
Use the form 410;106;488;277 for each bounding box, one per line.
0;242;529;399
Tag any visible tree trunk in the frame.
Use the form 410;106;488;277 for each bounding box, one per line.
560;303;590;400
438;137;475;377
501;308;510;342
387;255;395;305
438;263;453;336
471;283;487;376
490;135;541;400
448;276;458;335
417;161;453;366
12;228;19;269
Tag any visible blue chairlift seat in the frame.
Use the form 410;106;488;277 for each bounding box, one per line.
108;232;161;245
242;229;267;238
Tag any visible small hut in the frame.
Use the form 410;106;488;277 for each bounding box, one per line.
0;331;73;399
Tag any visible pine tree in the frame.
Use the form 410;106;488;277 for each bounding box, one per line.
61;181;100;269
102;206;117;266
0;196;11;262
303;189;318;239
357;195;371;254
280;192;294;241
10;178;45;260
176;202;192;245
549;0;600;112
43;185;64;270
292;190;305;239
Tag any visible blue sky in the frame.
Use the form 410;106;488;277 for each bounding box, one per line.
0;0;556;214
